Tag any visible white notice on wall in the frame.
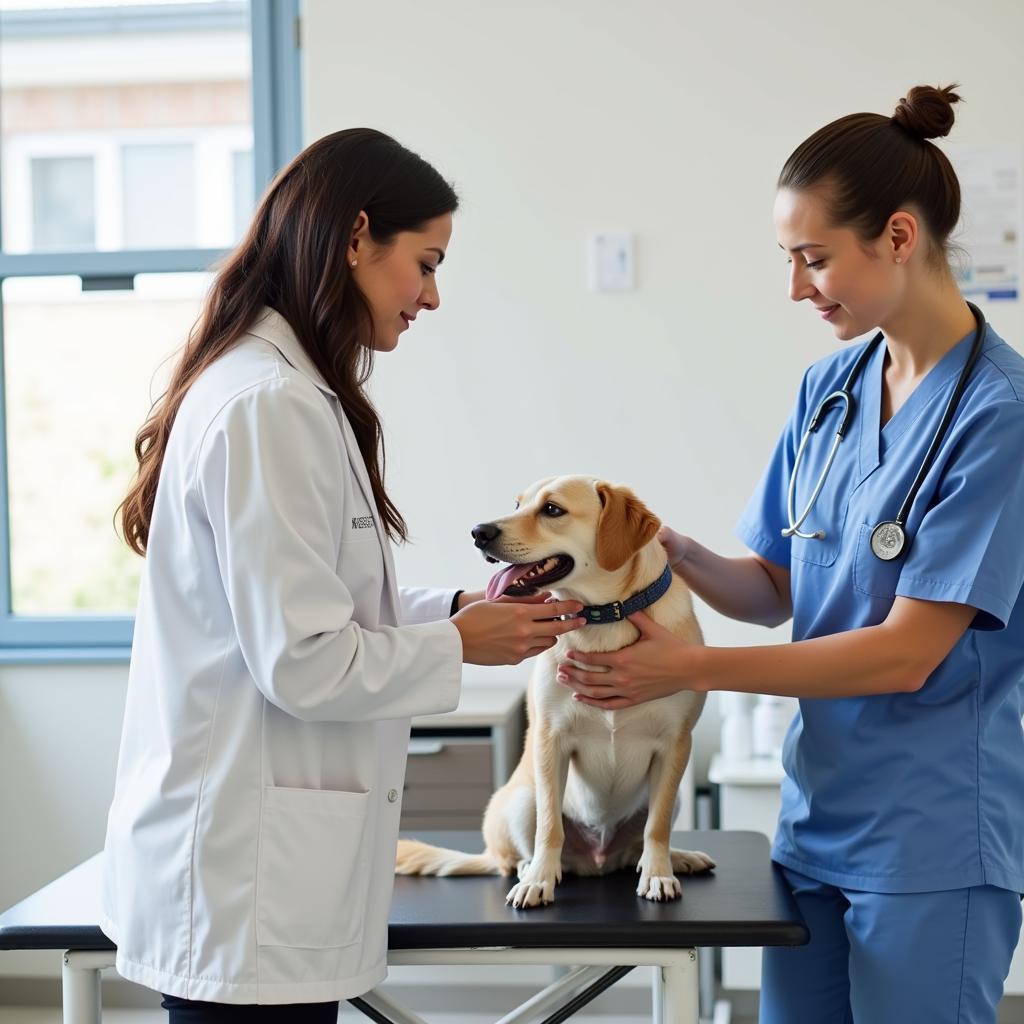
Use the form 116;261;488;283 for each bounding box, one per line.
946;144;1022;301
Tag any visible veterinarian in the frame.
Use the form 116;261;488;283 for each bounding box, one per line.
101;129;586;1024
557;85;1024;1024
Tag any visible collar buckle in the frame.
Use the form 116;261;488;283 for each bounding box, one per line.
578;565;672;626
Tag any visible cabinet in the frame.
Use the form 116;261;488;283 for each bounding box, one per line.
405;679;696;833
403;682;526;831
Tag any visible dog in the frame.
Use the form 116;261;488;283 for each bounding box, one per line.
395;475;714;908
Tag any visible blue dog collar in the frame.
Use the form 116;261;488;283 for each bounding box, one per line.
578;564;673;625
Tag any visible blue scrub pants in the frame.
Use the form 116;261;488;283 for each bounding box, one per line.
760;866;1022;1024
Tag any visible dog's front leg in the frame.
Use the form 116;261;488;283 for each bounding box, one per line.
506;726;568;909
636;731;712;900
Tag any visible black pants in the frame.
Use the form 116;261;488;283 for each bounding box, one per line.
161;994;339;1022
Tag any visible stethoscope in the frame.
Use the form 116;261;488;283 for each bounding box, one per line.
782;302;987;562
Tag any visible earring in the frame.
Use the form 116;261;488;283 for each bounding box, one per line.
894;257;903;264
351;259;358;268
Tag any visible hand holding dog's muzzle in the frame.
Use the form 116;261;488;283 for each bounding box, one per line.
453;598;586;666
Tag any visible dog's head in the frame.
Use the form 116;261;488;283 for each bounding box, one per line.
472;475;663;604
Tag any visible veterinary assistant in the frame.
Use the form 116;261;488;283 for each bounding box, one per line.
557;84;1024;1024
101;128;585;1021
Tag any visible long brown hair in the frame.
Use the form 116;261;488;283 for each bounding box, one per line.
778;84;962;263
119;128;459;555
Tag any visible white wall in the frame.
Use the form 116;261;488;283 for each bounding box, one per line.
304;0;1024;773
2;0;1023;988
0;665;128;979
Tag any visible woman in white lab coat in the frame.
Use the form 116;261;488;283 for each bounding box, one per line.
101;128;586;1023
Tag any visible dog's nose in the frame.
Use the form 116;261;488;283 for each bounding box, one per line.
471;523;501;549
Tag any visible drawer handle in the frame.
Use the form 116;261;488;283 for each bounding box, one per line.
407;740;446;756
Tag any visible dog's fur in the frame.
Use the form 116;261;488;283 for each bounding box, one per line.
395;475;713;908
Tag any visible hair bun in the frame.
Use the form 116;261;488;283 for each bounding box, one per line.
892;84;961;140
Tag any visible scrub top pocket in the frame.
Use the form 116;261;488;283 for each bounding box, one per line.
789;516;845;568
852;523;903;600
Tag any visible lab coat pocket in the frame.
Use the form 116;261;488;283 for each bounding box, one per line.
256;785;371;949
852;523;902;600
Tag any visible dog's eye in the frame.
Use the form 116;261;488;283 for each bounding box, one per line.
542;502;566;517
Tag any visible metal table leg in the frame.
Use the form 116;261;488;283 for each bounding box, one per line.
62;949;115;1024
381;947;700;1024
495;966;610;1024
652;964;664;1023
350;989;431;1024
660;949;699;1023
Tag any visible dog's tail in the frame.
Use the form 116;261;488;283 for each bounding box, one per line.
395;838;501;876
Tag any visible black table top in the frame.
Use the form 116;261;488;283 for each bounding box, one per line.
0;830;806;953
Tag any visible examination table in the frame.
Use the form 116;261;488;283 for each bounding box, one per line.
0;829;806;1024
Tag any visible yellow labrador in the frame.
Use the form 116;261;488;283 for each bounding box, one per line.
396;475;713;908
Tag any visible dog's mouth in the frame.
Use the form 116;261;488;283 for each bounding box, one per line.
485;555;575;600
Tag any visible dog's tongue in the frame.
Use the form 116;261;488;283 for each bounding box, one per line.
485;562;536;601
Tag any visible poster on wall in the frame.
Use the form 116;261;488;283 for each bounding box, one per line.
946;144;1022;301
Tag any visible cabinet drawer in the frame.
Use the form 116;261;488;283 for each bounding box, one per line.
401;813;486;832
404;739;493;788
401;785;492;815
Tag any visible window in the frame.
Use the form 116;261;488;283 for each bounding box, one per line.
0;0;302;657
31;155;97;250
232;148;255;242
121;144;198;249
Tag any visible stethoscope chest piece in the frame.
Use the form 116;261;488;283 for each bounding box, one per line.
870;521;907;561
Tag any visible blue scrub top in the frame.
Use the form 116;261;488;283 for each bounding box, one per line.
736;319;1024;894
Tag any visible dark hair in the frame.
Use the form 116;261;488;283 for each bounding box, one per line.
778;85;962;262
119;128;458;555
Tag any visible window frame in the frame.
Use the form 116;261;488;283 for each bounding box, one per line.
0;0;302;661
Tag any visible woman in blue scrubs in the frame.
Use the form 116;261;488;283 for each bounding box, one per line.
557;84;1024;1023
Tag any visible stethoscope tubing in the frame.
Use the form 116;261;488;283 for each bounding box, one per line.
782;302;987;554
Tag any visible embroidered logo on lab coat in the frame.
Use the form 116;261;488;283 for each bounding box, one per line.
351;515;375;530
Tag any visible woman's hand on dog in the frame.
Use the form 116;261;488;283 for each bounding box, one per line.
658;525;692;575
556;610;703;708
453;594;587;666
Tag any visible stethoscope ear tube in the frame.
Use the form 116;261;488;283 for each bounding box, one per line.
809;388;857;436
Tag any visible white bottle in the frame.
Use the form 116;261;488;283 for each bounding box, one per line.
752;695;794;760
719;692;753;762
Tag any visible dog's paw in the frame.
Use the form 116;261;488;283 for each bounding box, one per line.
506;877;556;909
635;848;682;902
670;848;716;874
636;873;682;901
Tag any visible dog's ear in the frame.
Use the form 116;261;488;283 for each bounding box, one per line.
594;483;661;571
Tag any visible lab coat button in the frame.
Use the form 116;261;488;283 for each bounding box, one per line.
387;788;399;803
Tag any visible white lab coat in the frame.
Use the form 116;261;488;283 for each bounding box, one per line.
100;307;463;1004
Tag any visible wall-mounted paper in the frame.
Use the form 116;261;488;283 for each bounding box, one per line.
947;144;1022;301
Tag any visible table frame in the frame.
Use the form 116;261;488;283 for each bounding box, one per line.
60;945;696;1024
